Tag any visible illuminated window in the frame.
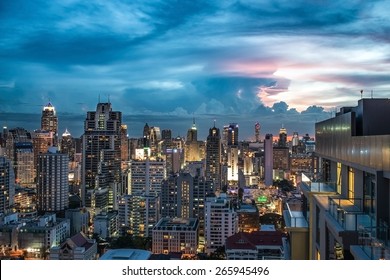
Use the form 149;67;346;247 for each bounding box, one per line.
336;162;342;194
348;167;354;200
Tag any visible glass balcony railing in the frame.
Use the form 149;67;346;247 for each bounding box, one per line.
283;202;308;228
358;222;390;260
328;197;375;231
301;173;336;193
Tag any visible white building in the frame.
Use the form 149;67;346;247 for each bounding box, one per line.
127;159;166;195
205;193;238;254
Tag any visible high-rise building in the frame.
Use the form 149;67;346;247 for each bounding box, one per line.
205;193;238;254
13;142;34;187
118;193;160;237
255;122;261;143
0;156;15;215
41;102;58;145
37;147;69;214
81;102;122;210
284;98;390;260
264;134;273;187
32;130;54;181
205;125;221;191
127;159;166;195
278;126;287;147
161;173;193;219
185;119;204;162
120;124;129;165
60;129;75;161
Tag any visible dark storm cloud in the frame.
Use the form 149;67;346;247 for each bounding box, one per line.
1;0;390;138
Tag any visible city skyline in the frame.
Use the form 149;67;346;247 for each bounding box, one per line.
1;1;390;139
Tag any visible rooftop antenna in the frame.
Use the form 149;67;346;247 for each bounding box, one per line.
98;94;101;103
371;90;373;99
360;89;363;99
108;94;110;103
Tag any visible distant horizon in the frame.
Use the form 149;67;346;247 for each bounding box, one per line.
0;105;326;141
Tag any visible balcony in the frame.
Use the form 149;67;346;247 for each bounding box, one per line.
300;173;336;193
283;202;308;228
355;222;390;260
328;197;374;231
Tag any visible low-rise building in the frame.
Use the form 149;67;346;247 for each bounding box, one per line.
152;217;199;256
50;232;97;260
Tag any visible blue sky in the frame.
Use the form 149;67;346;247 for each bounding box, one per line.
1;0;390;139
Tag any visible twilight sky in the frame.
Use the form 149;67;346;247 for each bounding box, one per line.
1;0;390;139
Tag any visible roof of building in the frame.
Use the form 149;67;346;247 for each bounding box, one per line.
225;231;283;250
99;249;151;260
69;232;95;250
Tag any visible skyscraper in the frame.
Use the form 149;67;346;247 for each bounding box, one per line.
205;125;221;191
0;156;15;215
185;119;204;162
37;147;69;214
227;123;239;187
60;129;75;161
41;102;58;145
32;130;54;181
264;134;273;187
82;102;122;210
278;126;287;147
255;122;261;143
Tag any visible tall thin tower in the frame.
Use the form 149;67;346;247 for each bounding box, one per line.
41;102;58;145
205;125;221;191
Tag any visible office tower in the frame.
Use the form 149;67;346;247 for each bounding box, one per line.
118;193;160;237
150;126;161;157
278;126;287;147
142;123;150;148
185;119;204;162
0;156;15;215
205;193;238;254
60;129;75;161
161;129;173;151
127;159;166;195
264;134;273;187
120;124;129;164
82;102;122;210
205;125;221;191
227;123;238;146
226;123;239;188
164;147;183;174
41;102;58;144
37;147;69;214
255;122;261;143
32;130;54;181
152;217;199;256
13;142;34;187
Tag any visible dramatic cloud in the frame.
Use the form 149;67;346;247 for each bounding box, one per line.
1;0;390;139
